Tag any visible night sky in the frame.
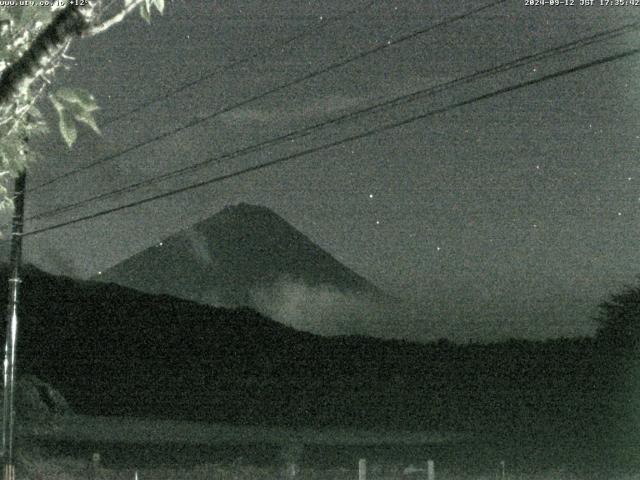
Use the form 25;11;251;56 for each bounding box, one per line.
11;0;640;342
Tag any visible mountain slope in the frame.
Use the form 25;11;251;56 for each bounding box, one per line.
0;265;439;429
0;263;605;450
95;203;395;336
2;264;328;423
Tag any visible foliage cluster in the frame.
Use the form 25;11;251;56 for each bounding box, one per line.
0;0;165;210
0;5;58;208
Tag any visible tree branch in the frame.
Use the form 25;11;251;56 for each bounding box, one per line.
5;42;71;137
86;0;145;36
0;3;93;111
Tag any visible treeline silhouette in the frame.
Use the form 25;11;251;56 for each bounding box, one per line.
0;264;638;466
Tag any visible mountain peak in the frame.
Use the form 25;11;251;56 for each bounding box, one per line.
221;202;272;215
95;204;392;336
210;203;293;233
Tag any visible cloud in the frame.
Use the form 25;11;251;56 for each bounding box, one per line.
218;94;363;125
249;275;426;339
219;108;276;124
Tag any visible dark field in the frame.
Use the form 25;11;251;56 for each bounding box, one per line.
23;430;640;480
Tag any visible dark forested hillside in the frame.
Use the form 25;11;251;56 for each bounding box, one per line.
0;263;626;461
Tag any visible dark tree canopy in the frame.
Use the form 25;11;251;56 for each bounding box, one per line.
596;278;640;349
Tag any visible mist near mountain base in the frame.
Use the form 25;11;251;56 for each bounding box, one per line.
249;275;426;340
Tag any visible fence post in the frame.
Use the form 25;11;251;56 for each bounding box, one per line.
89;453;101;480
358;458;366;480
427;460;434;480
285;460;298;480
500;460;505;480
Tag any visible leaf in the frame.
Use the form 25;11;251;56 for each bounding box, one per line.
49;88;101;143
0;19;11;37
53;87;99;112
140;1;151;23
153;0;164;14
27;105;43;120
0;138;28;174
0;142;18;169
0;196;13;215
74;110;101;135
50;95;77;147
59;109;77;148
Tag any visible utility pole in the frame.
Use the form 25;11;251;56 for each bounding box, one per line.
1;171;26;480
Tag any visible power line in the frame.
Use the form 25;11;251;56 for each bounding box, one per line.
26;21;640;222
22;46;640;238
100;1;376;128
28;0;508;193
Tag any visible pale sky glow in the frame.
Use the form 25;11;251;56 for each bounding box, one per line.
11;0;640;341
